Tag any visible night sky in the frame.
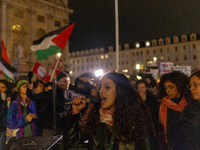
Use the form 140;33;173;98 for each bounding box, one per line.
68;0;200;52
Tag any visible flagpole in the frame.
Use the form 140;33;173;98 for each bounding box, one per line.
50;53;61;81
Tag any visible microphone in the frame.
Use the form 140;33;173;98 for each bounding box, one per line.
65;96;99;105
1;93;6;100
28;71;33;84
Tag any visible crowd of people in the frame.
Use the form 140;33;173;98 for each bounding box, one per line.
0;70;200;150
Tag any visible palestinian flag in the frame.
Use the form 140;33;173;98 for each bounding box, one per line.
0;40;17;82
31;23;75;60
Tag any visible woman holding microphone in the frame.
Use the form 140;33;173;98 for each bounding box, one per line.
63;72;156;150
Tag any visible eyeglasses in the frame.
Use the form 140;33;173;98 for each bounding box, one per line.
59;80;70;83
187;83;200;89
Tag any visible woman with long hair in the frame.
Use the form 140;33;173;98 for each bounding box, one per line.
158;71;191;149
172;70;200;149
63;72;155;150
6;80;37;138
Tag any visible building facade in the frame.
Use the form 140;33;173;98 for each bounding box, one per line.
69;33;200;81
0;0;73;79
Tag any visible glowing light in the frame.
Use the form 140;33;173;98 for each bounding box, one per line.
57;53;61;57
137;75;142;80
136;43;140;48
69;71;72;74
153;57;157;61
95;69;103;77
105;55;108;58
136;64;140;70
101;55;104;59
146;42;150;46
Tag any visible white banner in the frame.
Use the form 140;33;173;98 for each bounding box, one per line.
172;66;191;76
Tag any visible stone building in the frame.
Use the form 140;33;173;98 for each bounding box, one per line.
69;33;200;81
0;0;73;79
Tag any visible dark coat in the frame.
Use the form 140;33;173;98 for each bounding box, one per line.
172;100;200;150
63;114;137;150
0;97;7;132
29;87;82;133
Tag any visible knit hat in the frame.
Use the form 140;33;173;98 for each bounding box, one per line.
16;80;27;90
57;71;69;81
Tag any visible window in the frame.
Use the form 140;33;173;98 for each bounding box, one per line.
86;58;89;62
183;45;186;50
132;52;134;56
160;49;162;53
82;66;84;71
137;52;139;56
96;57;98;61
154;49;156;54
122;54;124;58
77;66;79;71
147;50;149;55
184;55;187;60
77;60;79;63
193;55;197;60
193;44;196;49
86;65;89;70
73;67;75;71
91;57;93;62
38;15;45;23
126;61;129;65
140;51;143;55
54;21;61;27
110;62;112;66
82;59;84;63
122;61;124;65
106;63;108;68
73;60;75;64
175;47;177;51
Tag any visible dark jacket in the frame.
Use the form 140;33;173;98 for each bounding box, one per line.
0;97;7;132
29;87;82;132
172;100;200;150
63;114;137;150
62;113;157;150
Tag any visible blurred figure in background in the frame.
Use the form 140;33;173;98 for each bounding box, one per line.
145;74;157;95
44;82;53;92
6;80;37;139
129;74;137;89
33;80;44;94
90;85;97;97
0;80;12;150
136;79;159;149
158;71;191;150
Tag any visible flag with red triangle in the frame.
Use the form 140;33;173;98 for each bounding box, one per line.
32;62;50;82
31;23;75;60
0;40;17;82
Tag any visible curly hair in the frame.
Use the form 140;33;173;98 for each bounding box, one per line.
158;71;191;103
83;72;150;147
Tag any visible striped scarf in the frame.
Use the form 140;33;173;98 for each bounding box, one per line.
99;108;113;125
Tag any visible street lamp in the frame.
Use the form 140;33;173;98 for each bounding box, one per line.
136;64;140;70
57;53;61;57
